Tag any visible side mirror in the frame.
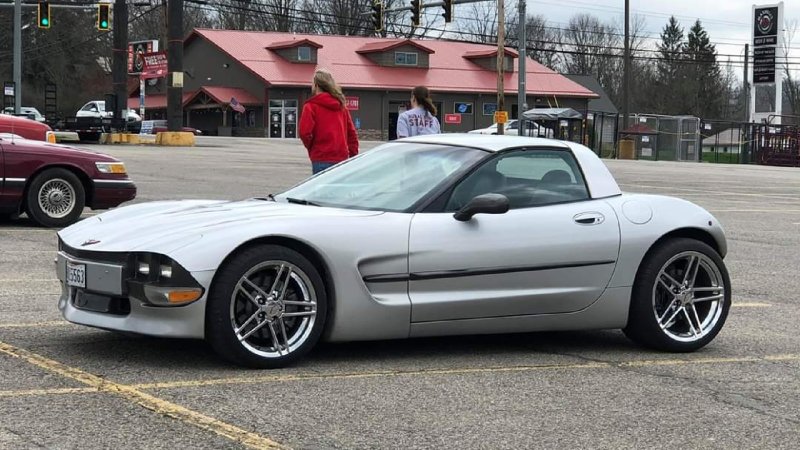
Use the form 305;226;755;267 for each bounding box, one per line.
453;193;510;222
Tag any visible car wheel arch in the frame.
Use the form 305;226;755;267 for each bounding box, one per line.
21;164;93;214
209;235;336;338
635;227;722;278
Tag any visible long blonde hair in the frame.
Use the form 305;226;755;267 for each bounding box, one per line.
313;69;346;107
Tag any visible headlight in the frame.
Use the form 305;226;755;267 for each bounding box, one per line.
95;162;127;174
128;252;204;306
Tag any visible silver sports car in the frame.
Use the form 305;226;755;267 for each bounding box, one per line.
56;135;730;368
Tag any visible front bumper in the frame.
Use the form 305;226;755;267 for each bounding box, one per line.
55;249;212;339
90;180;137;210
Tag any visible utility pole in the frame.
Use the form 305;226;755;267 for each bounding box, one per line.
112;0;128;127
497;0;505;135
167;0;184;132
743;43;750;123
13;0;21;114
517;0;526;135
622;0;630;133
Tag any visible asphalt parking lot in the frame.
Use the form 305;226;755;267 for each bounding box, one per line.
1;137;799;449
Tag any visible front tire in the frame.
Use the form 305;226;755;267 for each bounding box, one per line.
623;238;731;352
206;245;327;368
26;168;85;228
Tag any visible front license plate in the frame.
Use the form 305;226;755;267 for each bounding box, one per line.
66;262;86;288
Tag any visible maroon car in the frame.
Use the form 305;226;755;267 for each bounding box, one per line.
0;134;136;227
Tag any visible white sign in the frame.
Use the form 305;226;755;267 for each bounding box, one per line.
641;147;653;157
139;120;155;135
3;85;13;96
704;123;712;130
641;136;650;143
639;117;647;123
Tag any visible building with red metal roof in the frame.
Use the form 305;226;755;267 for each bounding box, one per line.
130;29;598;139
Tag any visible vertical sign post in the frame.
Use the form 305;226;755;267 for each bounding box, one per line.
751;2;784;125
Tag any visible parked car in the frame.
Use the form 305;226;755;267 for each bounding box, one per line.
56;135;730;368
0;113;56;142
76;101;142;122
469;119;553;138
0;134;136;227
3;107;46;123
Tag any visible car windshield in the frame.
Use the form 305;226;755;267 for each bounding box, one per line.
276;143;487;212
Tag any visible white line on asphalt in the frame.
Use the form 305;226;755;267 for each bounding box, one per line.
732;302;771;308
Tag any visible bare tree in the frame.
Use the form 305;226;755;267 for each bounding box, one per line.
783;19;800;124
456;0;517;44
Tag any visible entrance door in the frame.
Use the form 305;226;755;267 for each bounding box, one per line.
268;100;298;138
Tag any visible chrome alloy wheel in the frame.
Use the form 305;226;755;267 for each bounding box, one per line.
652;251;726;343
230;261;317;358
37;178;76;219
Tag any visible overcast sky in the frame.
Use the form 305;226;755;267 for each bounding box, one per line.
524;0;799;74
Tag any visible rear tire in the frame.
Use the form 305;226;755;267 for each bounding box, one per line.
623;238;730;352
206;245;327;368
25;168;85;228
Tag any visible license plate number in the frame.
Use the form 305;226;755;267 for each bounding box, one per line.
66;262;86;288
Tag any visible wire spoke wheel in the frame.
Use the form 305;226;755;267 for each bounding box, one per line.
229;260;317;359
652;251;726;343
37;178;76;219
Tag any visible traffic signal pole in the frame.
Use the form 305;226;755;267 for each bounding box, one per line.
13;0;21;114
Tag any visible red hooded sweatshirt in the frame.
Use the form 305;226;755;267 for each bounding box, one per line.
299;92;359;163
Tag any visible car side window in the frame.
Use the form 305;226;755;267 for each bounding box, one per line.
445;149;590;211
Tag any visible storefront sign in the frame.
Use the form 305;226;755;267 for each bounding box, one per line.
345;96;359;110
455;102;473;114
752;5;781;84
494;110;508;124
444;113;461;124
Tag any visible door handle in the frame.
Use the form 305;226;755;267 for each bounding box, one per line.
573;212;605;225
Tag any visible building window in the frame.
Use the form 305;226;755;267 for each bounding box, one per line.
395;52;418;66
297;46;311;62
454;102;473;115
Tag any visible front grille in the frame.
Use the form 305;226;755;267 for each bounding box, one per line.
59;237;129;265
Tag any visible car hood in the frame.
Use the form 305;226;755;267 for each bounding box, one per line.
58;199;382;253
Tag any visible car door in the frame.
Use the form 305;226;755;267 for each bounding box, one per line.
408;147;620;323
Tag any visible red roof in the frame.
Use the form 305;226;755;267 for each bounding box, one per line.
127;91;195;109
356;39;435;54
193;86;261;105
187;30;597;98
267;38;323;50
463;48;519;59
127;87;260;109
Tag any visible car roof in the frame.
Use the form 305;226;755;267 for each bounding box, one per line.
395;134;622;199
399;133;569;152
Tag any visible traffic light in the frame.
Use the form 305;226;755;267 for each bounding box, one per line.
371;1;384;32
97;4;111;31
410;0;421;27
442;0;453;23
37;2;51;29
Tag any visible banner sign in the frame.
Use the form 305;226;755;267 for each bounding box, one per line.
140;52;168;80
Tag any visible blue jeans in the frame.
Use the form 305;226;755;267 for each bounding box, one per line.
312;161;335;174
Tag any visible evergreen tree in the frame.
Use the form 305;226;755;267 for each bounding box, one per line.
686;20;724;118
655;16;686;115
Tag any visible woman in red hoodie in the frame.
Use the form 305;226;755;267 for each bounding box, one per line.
299;69;359;174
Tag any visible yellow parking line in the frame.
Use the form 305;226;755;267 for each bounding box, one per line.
0;341;284;450
131;354;800;391
0;321;69;329
0;387;97;397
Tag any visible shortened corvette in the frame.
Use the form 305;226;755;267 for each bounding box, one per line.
56;135;730;368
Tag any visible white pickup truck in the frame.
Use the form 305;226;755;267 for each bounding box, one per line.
76;101;142;122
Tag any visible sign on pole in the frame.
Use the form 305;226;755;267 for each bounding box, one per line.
140;52;168;79
128;40;159;75
750;2;784;124
494;110;508;124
